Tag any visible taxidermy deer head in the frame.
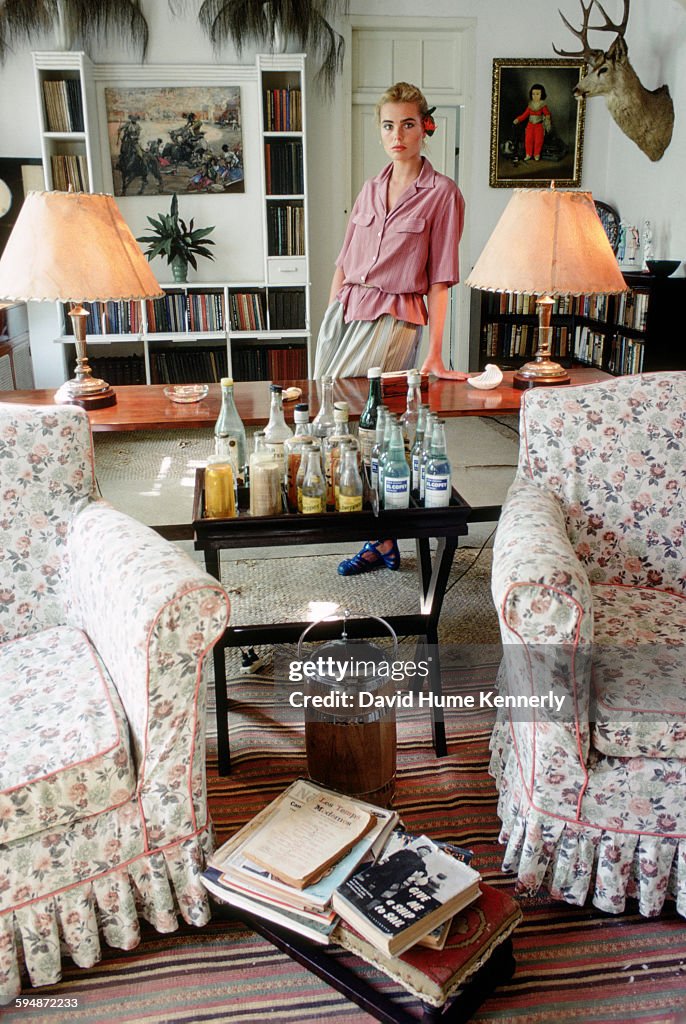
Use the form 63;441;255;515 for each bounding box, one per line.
554;0;674;161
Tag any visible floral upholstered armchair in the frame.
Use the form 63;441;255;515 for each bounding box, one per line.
490;372;686;918
0;404;230;1001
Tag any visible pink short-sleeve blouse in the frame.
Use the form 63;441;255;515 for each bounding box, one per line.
335;158;465;325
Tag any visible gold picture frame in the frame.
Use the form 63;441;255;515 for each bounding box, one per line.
489;58;586;188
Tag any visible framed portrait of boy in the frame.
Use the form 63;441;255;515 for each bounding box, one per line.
489;58;586;188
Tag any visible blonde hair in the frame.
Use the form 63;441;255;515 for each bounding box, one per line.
374;82;429;125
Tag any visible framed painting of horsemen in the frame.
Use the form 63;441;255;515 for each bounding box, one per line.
489;59;586;188
105;85;244;196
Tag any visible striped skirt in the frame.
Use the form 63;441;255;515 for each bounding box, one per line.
313;301;423;379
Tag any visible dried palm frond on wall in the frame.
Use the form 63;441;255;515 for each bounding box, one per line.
0;0;149;62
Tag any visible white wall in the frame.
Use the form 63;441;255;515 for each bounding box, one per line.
0;0;683;376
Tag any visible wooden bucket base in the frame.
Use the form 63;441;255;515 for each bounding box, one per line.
305;718;397;808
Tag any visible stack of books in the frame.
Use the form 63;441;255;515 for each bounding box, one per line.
201;779;481;957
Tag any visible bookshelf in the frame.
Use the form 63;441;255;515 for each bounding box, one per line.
473;272;686;376
30;53;310;387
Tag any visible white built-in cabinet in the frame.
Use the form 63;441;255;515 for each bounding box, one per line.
29;52;311;387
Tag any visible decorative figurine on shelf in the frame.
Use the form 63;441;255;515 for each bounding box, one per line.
618;222;640;266
642;219;654;270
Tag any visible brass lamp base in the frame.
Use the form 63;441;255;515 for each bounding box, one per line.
513;358;571;389
54;380;117;409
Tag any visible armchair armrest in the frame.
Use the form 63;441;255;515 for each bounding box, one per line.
66;502;229;838
492;478;593;647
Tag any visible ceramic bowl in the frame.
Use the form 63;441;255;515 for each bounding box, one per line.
164;384;209;404
646;259;680;278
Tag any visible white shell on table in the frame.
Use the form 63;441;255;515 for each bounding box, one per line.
466;364;503;390
282;386;303;402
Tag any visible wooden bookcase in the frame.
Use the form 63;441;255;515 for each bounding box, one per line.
472;272;686;376
30;53;311;387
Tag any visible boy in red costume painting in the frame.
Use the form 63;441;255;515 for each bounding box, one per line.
513;83;551;161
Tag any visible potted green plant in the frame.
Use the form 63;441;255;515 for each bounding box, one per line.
137;194;216;282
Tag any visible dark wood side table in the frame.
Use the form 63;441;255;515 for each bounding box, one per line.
192;471;471;776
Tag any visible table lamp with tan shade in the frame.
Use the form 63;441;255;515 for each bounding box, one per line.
466;187;627;389
0;190;164;408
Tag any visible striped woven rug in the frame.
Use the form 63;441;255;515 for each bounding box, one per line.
8;660;685;1024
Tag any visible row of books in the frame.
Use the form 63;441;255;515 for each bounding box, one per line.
146;292;225;334
616;288;649;331
229;292;267;331
482;321;570;360
66;300;142;337
573;325;606;367
42;78;84;132
150;346;228;385
265;140;304;195
268;288;306;330
201;779;481;956
608;334;645;375
88;354;146;386
263;87;302;132
482;292;608;319
267;202;306;256
51;154;89;192
231;342;307;381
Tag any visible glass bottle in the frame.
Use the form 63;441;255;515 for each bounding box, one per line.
424;418;452;508
400;368;422;456
377;412;397;507
301;445;326;514
419;413;437;503
249;430;283;516
204;434;237;518
284;410;314;511
357;365;383;465
333;437;359;510
292;402;311;435
311;375;336;439
410;405;428;500
382;421;410;509
338;446;363;512
324;401;352;509
264;384;293;473
296;443;317;512
214;376;247;481
370;405;388;495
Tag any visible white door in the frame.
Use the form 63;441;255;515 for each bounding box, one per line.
350;21;471;371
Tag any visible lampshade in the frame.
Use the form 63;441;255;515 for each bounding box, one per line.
0;190;164;303
466;188;627;297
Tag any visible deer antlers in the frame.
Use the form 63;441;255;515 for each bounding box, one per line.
554;0;630;62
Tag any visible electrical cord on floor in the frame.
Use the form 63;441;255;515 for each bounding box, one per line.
488;416;520;436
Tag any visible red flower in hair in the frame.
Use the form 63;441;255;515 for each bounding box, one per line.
423;107;437;137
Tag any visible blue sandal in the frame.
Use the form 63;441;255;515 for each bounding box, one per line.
337;540;400;576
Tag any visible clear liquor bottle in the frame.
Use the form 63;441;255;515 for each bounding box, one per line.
424;419;452;508
311;375;336;439
338;446;363;512
301;445;326;514
400;368;422;455
410;404;428;500
324;401;352;509
382;421;410;509
419;413;437;503
377;412;397;507
357;366;383;466
370;405;388;495
214;377;247;481
264;384;293;473
296;442;319;513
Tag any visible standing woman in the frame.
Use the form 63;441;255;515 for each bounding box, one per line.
314;81;466;575
313;81;466;382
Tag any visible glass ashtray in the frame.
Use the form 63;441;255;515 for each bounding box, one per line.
164;384;209;404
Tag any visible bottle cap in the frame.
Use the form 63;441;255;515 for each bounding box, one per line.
408;370;422;385
367;367;382;378
295;403;309;413
270;384;283;393
220;377;234;387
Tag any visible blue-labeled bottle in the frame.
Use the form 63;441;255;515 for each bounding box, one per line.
410;404;428;499
377;412;397;507
424;419;452;508
382;421;410;509
370;405;388;495
419;413;437;503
